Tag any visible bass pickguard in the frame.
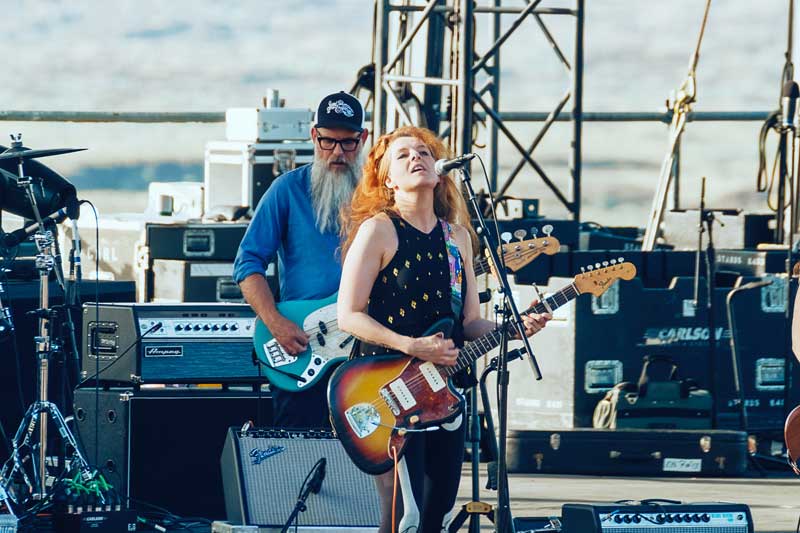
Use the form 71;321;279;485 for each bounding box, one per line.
303;302;352;362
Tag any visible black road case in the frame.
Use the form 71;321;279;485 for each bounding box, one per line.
507;428;747;476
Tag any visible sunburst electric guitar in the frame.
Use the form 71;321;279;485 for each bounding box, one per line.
252;235;560;392
327;260;637;475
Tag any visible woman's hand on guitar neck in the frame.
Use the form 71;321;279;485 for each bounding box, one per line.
512;300;551;339
403;332;458;366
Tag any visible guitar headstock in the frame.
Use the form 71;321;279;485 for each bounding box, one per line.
574;258;637;296
498;236;561;272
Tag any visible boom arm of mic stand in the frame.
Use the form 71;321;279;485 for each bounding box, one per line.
457;168;542;380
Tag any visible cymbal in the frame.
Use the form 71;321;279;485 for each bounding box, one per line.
0;147;86;161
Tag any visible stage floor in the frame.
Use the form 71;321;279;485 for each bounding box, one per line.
454;465;800;532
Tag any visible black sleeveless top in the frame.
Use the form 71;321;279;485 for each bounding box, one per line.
359;215;465;356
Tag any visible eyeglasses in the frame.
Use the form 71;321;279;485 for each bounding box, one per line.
314;129;361;152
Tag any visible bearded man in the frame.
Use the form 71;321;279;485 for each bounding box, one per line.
234;91;368;428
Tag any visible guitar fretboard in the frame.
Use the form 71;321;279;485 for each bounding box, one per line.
444;282;580;376
473;255;491;277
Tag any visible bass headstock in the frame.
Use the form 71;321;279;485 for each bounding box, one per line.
574;258;637;297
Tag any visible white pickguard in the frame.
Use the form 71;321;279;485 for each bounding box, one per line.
303;303;352;360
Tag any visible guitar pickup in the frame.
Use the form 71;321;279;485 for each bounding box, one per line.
339;335;355;349
379;388;401;416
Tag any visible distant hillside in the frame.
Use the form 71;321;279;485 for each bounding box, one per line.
71;162;202;190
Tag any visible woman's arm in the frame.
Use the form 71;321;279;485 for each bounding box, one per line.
337;216;458;365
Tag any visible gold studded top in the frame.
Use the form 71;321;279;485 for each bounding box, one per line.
359;216;463;356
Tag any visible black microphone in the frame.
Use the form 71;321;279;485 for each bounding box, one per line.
434;153;476;175
782;81;799;130
739;279;773;291
2;208;68;248
309;458;326;494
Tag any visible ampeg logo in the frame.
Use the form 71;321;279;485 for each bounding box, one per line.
250;446;285;465
144;345;183;357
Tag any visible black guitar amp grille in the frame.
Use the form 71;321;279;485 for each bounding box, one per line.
80;302;260;385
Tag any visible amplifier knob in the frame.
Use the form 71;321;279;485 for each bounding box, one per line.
665;515;674;523
203;325;211;331
692;514;700;523
632;515;641;523
674;515;683;523
193;325;201;331
221;324;229;331
231;324;239;331
683;514;692;523
655;514;665;524
613;516;622;524
701;514;710;522
175;325;183;331
212;325;220;331
623;515;631;523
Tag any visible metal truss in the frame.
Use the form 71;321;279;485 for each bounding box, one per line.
369;0;584;219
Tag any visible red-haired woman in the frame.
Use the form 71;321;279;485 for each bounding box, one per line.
337;126;549;532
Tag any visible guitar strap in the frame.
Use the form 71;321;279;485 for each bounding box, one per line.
439;219;464;319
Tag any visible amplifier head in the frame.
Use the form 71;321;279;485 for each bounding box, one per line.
562;502;753;533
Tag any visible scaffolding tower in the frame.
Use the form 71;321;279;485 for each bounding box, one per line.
366;0;584;220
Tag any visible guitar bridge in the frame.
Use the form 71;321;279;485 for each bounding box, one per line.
263;339;296;368
379;388;401;416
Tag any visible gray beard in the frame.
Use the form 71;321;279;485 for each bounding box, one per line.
310;153;361;234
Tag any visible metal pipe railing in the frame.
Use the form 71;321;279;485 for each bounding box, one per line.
0;110;772;124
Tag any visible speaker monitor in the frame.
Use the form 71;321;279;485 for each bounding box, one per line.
73;387;273;520
221;428;380;530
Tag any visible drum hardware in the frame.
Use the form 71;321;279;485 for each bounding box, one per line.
0;134;95;514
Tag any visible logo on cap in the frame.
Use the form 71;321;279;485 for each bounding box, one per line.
326;99;355;118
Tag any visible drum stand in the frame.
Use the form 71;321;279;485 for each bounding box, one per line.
0;135;92;512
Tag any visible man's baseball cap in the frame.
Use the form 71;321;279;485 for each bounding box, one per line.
314;91;364;132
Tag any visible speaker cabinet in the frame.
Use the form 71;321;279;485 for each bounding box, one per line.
221;428;380;530
73;387;273;519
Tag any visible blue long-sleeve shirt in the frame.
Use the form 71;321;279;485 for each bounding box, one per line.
233;164;342;302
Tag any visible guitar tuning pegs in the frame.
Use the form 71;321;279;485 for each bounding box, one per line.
542;224;553;237
610;259;617;265
501;232;512;244
618;257;625;263
580;267;586;273
602;261;609;267
595;263;601;269
587;265;594;271
513;229;527;241
530;227;539;237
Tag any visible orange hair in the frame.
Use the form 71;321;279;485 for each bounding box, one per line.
340;126;476;258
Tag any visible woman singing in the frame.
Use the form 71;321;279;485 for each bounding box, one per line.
337;126;549;533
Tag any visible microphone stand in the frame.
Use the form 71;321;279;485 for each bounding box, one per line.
457;166;542;533
689;178;738;429
281;459;324;533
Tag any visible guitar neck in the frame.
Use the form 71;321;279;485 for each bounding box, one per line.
473;255;490;277
445;282;580;376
